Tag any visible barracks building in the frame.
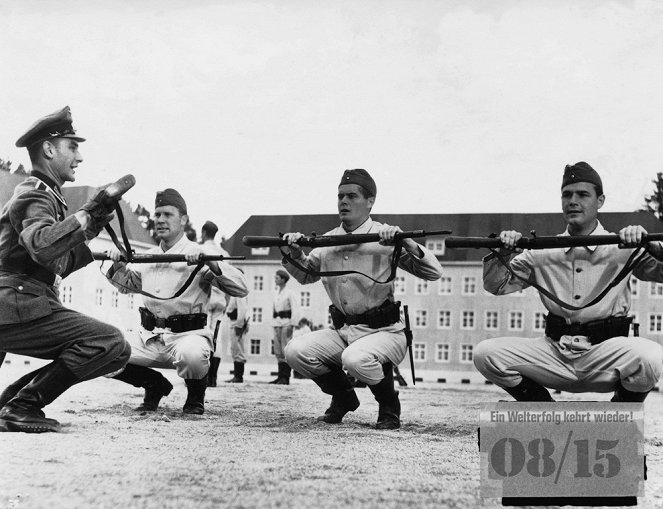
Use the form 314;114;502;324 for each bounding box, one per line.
3;171;663;382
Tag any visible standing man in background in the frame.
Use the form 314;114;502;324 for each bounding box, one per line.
269;269;299;385
225;290;250;383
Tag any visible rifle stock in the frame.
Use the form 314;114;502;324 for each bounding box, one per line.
445;233;663;250
242;229;451;248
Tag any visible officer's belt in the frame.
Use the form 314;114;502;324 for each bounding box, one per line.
139;307;207;333
227;309;238;320
545;313;632;345
330;300;401;329
0;259;57;286
273;310;292;319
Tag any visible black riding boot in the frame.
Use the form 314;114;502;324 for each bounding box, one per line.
226;362;245;383
0;359;78;433
113;363;173;411
0;366;48;409
503;376;555;402
276;362;290;385
183;378;207;415
207;357;220;387
268;363;282;384
368;362;401;430
313;368;360;424
611;383;650;402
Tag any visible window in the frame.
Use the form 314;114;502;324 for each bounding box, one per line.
462;276;476;295
111;290;119;308
437;310;451;329
461;310;475;330
508;311;524;331
650;282;663;297
252;307;263;323
415;280;429;295
648;313;663;333
533;312;546;332
300;291;311;308
95;288;103;306
484;310;499;330
460;344;473;363
438;276;452;295
435;343;450;363
250;339;261;355
61;285;72;304
394;276;406;294
413;343;427;361
630;276;638;298
253;275;264;291
251;247;270;256
425;239;445;255
414;310;428;328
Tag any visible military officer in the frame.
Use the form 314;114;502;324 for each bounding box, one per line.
0;106;131;433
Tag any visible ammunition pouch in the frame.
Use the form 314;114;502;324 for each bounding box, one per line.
545;313;633;345
273;310;292;319
139;307;207;333
330;300;401;330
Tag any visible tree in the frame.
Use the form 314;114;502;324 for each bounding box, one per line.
642;172;663;220
0;158;27;174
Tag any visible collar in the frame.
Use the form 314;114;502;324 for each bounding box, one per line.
562;221;607;253
159;232;188;253
29;171;67;209
341;216;373;234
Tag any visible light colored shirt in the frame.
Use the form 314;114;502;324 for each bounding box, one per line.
483;221;663;324
226;295;249;328
201;239;232;320
272;286;299;326
107;235;248;340
282;217;443;341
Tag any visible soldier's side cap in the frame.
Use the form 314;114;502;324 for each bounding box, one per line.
155;188;187;215
339;168;377;197
15;106;86;148
562;162;603;194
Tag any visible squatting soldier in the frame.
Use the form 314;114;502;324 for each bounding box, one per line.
281;169;443;429
474;162;663;402
0;106;131;433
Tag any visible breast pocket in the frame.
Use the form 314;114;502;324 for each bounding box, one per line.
0;276;53;325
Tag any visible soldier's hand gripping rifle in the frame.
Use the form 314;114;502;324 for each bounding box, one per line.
243;229;451;284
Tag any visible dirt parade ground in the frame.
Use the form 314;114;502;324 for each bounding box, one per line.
1;360;662;509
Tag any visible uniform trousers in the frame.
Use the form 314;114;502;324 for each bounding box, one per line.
474;335;663;393
229;326;247;363
273;325;293;363
124;330;212;380
284;327;407;385
0;288;130;379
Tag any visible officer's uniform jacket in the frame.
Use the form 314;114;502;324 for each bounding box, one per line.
483;221;663;324
282;217;443;342
107;235;248;343
0;174;93;325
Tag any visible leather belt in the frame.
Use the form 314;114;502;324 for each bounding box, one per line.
273;310;292;319
545;313;632;345
330;300;401;329
139;307;207;333
0;259;57;286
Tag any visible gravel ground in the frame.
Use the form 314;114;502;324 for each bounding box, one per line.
1;362;662;509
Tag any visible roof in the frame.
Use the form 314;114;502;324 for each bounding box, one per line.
225;211;663;262
0;171;155;246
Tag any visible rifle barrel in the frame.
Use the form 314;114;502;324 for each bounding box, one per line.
445;233;663;250
92;252;245;263
242;229;451;248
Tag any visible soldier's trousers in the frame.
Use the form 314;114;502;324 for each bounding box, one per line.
0;289;130;380
272;325;293;363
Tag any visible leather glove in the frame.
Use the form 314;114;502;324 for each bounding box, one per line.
79;174;135;220
84;212;114;240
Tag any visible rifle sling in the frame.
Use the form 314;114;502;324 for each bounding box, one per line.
490;246;649;311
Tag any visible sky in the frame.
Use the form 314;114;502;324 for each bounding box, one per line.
2;0;663;239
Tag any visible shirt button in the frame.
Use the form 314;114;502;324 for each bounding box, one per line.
343;256;349;260
343;301;348;305
573;338;579;343
574;295;581;300
18;285;23;291
155;289;160;294
575;268;582;273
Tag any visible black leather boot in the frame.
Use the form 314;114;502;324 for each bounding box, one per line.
0;366;47;409
226;362;244;383
268;363;282;384
0;359;78;433
611;383;650;402
275;362;290;385
368;362;401;430
113;364;173;411
503;376;555;402
313;368;360;424
183;378;207;415
207;357;220;387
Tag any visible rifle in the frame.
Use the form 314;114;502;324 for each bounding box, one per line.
243;229;452;248
444;233;663;250
93;252;245;263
